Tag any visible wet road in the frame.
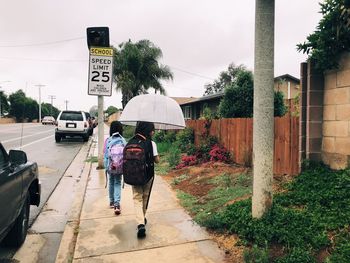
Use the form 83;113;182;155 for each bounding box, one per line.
0;123;87;259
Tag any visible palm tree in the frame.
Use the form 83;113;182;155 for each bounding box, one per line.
113;39;173;108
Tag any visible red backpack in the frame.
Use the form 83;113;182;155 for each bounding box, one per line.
123;134;154;185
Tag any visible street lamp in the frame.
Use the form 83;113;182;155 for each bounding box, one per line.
0;81;11;119
35;84;45;123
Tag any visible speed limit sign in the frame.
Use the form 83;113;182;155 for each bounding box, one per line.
88;47;113;96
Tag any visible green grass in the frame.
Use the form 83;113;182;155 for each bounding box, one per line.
171;174;189;185
157;141;173;154
177;172;252;226
202;163;350;262
85;156;98;163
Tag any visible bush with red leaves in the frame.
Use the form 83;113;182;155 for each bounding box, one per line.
209;144;230;163
175;155;198;169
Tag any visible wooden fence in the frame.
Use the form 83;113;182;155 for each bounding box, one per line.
186;116;299;175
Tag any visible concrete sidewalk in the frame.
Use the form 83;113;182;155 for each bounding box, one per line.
57;126;226;263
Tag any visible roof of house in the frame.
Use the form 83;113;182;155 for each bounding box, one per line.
175;73;299;107
171;97;198;105
177;91;225;106
274;74;300;83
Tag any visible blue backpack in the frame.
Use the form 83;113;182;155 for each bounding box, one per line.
105;134;125;175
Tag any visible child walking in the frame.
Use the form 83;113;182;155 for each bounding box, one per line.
130;121;159;238
103;121;126;215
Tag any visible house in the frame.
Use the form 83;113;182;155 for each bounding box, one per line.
274;74;300;99
173;93;223;120
176;74;300;120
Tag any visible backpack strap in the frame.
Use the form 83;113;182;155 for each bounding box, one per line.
135;133;147;141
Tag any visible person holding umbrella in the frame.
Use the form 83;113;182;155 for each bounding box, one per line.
120;94;185;238
127;121;159;238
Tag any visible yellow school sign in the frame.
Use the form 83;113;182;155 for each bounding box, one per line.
88;47;114;96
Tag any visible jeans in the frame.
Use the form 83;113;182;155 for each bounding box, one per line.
108;173;122;206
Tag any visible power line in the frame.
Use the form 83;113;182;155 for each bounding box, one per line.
0;37;85;48
169;66;215;80
0;56;86;62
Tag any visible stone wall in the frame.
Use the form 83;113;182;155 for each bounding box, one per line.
322;53;350;169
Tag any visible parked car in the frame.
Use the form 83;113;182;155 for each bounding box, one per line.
0;143;41;247
55;110;90;142
41;116;55;125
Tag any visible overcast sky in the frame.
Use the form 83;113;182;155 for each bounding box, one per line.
0;0;321;112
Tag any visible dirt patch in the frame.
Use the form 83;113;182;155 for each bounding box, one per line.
209;231;245;263
164;162;249;197
163;161;296;262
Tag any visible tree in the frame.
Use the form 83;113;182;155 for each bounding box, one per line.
89;105;98;117
105;106;119;117
218;69;286;118
297;0;350;71
204;64;248;95
41;103;60;119
113;39;173;108
0;90;9;116
8;90;27;121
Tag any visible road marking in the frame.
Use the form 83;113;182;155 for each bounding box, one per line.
15;135;54;150
2;129;55;143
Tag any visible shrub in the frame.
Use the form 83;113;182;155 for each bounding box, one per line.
163;131;177;143
176;155;199;169
209;144;230;162
153;130;166;143
274;91;287;117
167;147;181;168
243;245;269;263
176;127;194;152
157;142;172;154
197;135;218;161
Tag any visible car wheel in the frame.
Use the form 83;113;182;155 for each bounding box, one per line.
4;194;30;247
83;135;89;142
55;134;61;143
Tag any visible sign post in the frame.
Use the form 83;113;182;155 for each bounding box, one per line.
88;46;114;168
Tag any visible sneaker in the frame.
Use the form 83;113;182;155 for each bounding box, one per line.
109;202;114;208
114;204;121;215
137;224;146;238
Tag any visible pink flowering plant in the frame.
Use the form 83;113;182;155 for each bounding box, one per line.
209;144;230;163
175;155;198;169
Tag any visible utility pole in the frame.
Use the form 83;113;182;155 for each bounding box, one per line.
64;100;69;110
252;0;275;218
35;84;45;123
48;95;56;115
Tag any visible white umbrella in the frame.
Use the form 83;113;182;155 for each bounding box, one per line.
119;94;185;130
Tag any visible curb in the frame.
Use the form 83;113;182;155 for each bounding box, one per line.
55;136;96;263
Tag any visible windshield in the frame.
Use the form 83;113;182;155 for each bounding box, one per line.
59;112;83;121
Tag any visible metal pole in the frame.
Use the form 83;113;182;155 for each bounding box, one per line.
48;95;56;115
252;0;275;218
35;84;45;123
64;100;69;110
97;95;104;168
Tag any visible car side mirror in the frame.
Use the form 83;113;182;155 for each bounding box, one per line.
9;150;27;165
